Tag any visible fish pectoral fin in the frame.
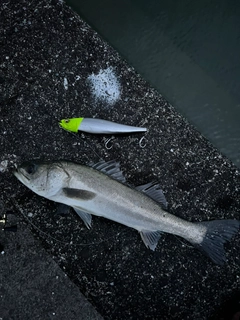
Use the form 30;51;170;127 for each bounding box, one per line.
136;182;168;209
90;160;126;183
62;188;96;200
73;207;92;229
139;230;162;251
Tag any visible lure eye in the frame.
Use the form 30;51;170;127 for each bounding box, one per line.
65;119;70;123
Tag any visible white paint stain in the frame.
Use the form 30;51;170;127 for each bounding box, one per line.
0;160;8;173
63;77;68;90
87;67;121;105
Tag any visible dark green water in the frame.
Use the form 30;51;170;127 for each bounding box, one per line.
67;0;240;167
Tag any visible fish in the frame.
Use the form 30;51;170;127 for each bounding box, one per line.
59;117;147;134
13;159;239;265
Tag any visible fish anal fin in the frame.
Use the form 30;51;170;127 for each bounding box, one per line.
136;182;168;209
63;188;96;200
139;230;162;251
73;207;92;229
91;160;126;183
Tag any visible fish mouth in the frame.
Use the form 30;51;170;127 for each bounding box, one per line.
13;168;30;183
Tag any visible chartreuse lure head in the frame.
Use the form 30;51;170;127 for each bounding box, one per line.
59;118;84;133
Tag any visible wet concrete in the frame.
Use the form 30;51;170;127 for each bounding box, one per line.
0;0;240;319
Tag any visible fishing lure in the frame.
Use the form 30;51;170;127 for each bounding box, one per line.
59;117;147;134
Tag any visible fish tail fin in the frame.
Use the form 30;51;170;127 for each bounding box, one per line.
194;219;239;265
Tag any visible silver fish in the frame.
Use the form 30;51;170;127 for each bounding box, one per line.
13;160;239;265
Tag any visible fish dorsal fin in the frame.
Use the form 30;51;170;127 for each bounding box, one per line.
139;230;162;251
73;207;92;229
136;182;168;209
91;160;126;183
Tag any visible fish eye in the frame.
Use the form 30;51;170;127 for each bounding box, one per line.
25;163;38;175
65;119;70;123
